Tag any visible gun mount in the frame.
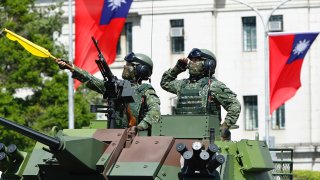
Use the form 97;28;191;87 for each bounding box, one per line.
91;37;134;129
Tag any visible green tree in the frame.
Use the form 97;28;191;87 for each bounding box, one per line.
0;0;96;151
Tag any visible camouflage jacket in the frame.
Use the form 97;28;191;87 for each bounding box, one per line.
72;66;161;128
160;68;241;126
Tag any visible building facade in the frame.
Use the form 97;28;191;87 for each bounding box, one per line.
39;0;320;171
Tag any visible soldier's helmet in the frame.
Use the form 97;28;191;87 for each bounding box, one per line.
188;48;217;75
199;49;216;61
124;52;153;80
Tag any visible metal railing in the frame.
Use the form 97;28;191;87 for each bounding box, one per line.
269;148;293;180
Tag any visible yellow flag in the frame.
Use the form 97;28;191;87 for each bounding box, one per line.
3;28;56;59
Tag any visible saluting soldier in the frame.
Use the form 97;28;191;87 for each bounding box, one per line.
160;48;241;141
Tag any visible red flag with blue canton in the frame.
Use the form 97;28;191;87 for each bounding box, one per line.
269;32;319;114
75;0;133;89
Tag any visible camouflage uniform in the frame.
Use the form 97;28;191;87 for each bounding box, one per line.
160;67;241;127
72;66;161;129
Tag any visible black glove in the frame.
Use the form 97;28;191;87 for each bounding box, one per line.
176;58;188;71
220;122;231;141
57;58;72;70
172;58;188;75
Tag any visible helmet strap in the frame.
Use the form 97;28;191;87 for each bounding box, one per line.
136;76;143;84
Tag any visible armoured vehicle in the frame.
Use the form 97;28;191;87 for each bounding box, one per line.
1;114;277;180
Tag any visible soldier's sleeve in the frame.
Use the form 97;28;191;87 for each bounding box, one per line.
72;66;105;94
141;88;161;126
160;68;183;94
210;81;241;126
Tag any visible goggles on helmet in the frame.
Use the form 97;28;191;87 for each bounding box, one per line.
124;52;152;69
124;52;140;63
188;48;214;60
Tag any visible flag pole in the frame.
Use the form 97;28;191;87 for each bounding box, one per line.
68;0;74;129
264;0;292;147
230;0;291;146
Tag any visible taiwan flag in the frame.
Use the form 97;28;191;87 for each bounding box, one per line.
75;0;133;88
269;32;319;114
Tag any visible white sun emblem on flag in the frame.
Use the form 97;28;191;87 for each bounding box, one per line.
292;39;310;55
108;0;126;11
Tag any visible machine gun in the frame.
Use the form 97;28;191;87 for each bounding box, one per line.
91;37;134;128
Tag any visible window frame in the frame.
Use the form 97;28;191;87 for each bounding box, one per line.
242;16;257;52
271;104;286;130
116;22;133;56
269;15;283;32
243;95;259;131
170;19;184;54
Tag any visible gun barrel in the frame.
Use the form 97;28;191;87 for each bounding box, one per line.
91;36;114;81
0;117;61;150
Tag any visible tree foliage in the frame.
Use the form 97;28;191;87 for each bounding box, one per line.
293;170;320;180
0;0;96;151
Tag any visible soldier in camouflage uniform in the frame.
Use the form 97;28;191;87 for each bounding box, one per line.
58;52;160;131
160;48;241;140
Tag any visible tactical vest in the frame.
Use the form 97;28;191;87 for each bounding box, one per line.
113;83;152;128
128;83;152;123
174;77;221;120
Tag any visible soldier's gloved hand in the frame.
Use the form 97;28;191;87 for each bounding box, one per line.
128;126;138;137
129;126;138;133
57;58;72;70
173;58;188;74
177;58;189;70
220;122;231;141
137;120;149;131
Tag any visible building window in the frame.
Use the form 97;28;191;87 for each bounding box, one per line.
117;22;132;56
242;17;256;52
170;19;184;54
269;15;283;32
244;96;258;130
271;104;285;129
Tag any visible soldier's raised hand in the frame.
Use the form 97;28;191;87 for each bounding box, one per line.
57;58;72;70
175;57;189;72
